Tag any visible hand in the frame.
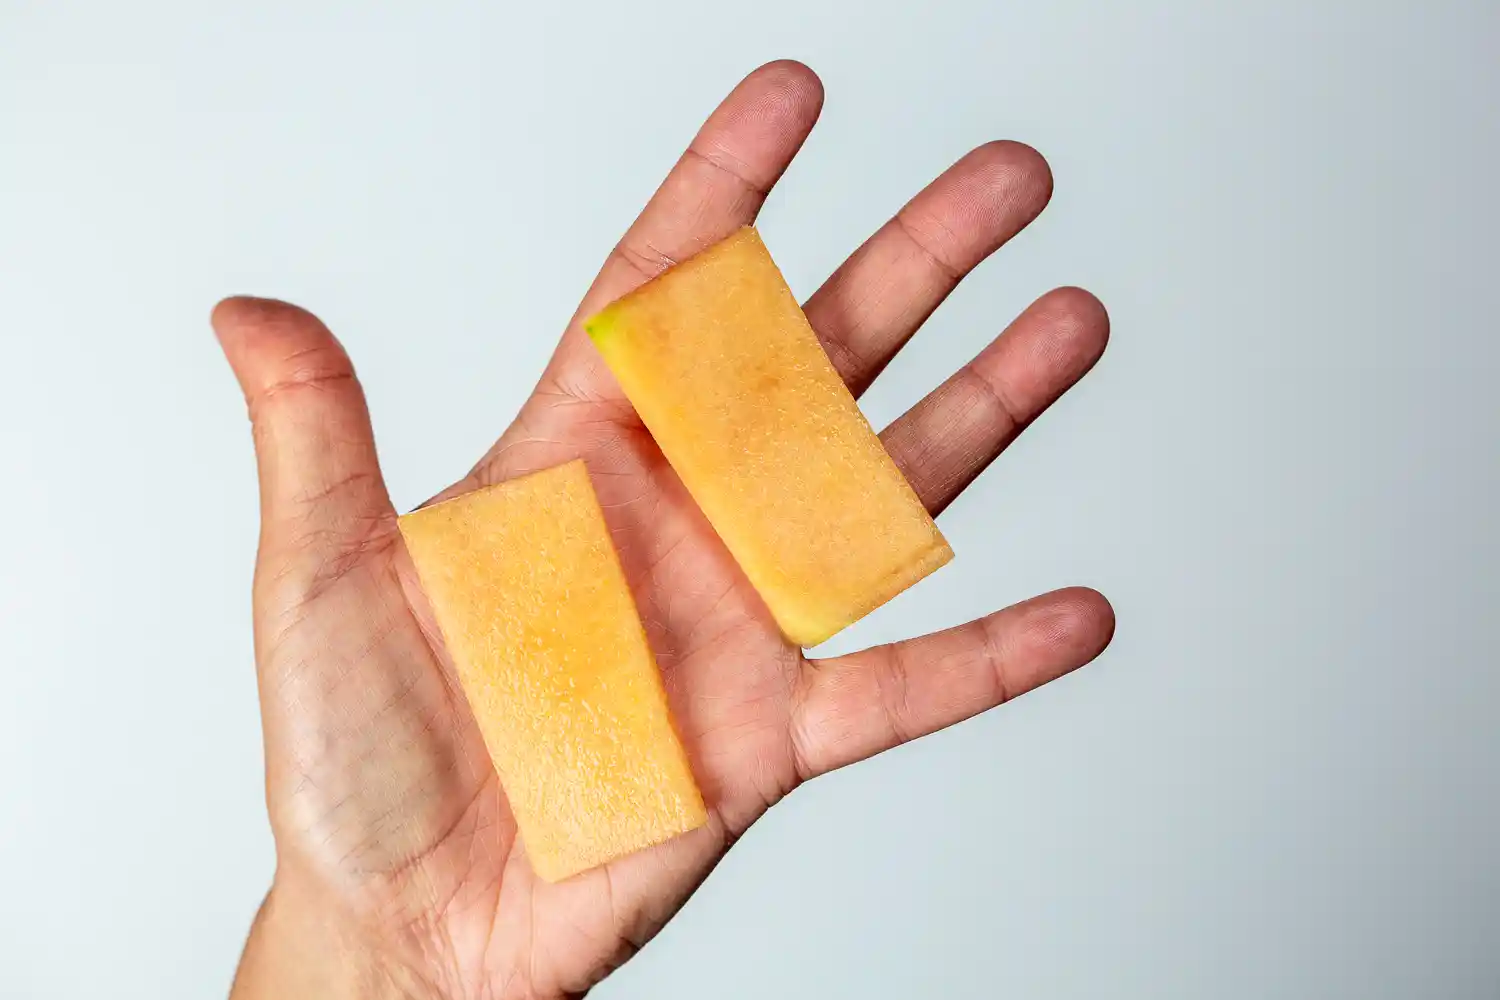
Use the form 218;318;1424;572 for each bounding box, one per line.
221;61;1114;1000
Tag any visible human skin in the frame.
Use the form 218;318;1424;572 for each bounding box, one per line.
222;60;1115;1000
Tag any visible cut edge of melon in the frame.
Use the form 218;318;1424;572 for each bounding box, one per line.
778;535;955;648
531;804;707;883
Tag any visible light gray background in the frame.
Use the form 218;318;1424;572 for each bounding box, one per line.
2;2;1496;998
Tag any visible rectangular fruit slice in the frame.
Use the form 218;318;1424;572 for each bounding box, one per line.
397;460;706;882
584;226;952;647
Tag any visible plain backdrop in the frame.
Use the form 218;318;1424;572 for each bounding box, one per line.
2;2;1497;998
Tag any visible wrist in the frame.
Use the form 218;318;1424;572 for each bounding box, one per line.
230;875;438;1000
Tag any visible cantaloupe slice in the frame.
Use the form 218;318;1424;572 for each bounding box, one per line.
397;460;706;882
585;226;952;647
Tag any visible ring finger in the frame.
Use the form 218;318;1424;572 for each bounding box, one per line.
881;286;1110;515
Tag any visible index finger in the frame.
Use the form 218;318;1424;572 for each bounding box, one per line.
540;60;824;406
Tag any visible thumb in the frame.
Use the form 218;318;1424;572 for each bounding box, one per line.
213;296;396;600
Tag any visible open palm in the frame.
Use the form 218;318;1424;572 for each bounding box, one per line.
222;61;1114;1000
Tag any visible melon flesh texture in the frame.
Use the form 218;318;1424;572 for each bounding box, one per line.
585;226;952;647
397;460;706;882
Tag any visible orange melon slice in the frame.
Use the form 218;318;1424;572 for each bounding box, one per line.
397;460;706;881
585;226;952;647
